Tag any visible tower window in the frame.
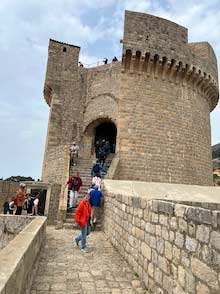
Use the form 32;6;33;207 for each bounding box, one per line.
63;47;67;52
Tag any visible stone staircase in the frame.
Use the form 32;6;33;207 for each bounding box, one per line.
63;154;114;230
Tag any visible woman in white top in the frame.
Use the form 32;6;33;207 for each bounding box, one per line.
33;192;40;215
92;175;101;190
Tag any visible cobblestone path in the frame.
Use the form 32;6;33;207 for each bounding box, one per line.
30;227;148;294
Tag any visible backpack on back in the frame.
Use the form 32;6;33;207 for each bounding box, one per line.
93;164;100;173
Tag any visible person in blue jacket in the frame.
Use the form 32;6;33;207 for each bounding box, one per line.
89;186;103;229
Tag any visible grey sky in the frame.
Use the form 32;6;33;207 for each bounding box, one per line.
0;0;219;180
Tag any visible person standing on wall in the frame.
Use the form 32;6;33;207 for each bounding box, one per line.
74;193;91;253
67;172;82;209
15;183;26;215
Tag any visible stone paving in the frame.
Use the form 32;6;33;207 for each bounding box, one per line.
30;227;148;294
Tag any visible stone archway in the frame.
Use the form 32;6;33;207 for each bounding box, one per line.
82;118;117;157
95;122;117;153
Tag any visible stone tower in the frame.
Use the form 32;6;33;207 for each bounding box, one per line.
42;10;219;186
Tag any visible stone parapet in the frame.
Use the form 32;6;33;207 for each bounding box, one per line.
122;11;218;95
0;216;47;294
0;215;32;250
103;181;220;293
105;156;120;179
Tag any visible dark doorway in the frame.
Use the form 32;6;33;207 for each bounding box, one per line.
31;189;47;215
95;122;117;153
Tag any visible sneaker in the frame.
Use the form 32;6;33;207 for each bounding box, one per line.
81;248;88;253
74;238;79;247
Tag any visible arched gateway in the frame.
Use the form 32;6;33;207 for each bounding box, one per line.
82;118;117;157
95;122;117;153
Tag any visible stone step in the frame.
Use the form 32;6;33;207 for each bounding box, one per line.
66;155;112;220
65;217;74;223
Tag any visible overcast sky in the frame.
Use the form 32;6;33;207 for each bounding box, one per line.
0;0;219;180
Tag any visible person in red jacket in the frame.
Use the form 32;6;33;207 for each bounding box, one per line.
66;172;82;209
74;194;91;253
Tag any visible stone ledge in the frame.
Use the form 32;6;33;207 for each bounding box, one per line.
103;180;220;205
0;216;47;294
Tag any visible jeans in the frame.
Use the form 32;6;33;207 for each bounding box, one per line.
75;223;90;249
69;190;78;207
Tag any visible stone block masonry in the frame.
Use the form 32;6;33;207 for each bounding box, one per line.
0;216;47;294
103;181;220;293
46;183;61;225
0;215;32;249
42;145;68;184
0;181;19;213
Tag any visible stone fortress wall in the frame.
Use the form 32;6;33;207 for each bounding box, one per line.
103;180;220;294
41;10;219;186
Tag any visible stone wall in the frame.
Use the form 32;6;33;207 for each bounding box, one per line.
103;186;220;293
47;183;61;225
0;181;19;213
117;72;213;185
122;10;218;84
0;215;32;250
42;145;68;184
0;216;47;294
41;145;69;224
123;10;188;62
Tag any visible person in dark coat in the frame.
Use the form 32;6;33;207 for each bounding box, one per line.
91;160;102;177
3;201;9;214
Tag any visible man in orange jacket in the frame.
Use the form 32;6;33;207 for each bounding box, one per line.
74;194;91;253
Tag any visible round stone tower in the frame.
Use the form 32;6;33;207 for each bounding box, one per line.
117;11;219;185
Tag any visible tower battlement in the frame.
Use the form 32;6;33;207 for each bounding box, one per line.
121;11;218;111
